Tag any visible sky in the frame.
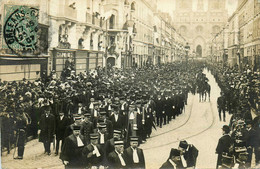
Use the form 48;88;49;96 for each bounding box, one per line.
157;0;238;17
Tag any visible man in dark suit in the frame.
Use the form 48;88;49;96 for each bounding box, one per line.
124;136;145;169
105;130;122;158
98;111;113;139
73;102;84;115
217;92;226;122
109;105;125;131
155;94;164;128
81;113;94;144
60;125;86;169
39;105;56;155
160;148;184;169
55;112;71;155
164;92;174;124
216;125;232;169
82;133;104;168
178;140;199;168
97;122;109;147
107;140;128;168
64;114;83;139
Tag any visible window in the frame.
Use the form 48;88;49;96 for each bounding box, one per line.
131;2;136;11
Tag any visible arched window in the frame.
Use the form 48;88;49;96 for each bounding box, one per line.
109;14;115;29
124;0;129;5
131;2;136;11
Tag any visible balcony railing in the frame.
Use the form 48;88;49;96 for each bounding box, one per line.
58;5;77;20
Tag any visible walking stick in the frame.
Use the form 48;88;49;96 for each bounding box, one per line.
13;131;19;159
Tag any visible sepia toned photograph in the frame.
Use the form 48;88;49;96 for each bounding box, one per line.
0;0;259;168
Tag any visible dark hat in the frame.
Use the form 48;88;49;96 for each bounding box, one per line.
169;148;180;159
130;136;139;142
179;140;188;149
129;104;136;109
113;130;122;135
99;111;107;116
114;140;124;146
73;125;81;130
246;120;252;125
111;104;119;110
73;114;82;121
98;122;106;128
222;125;230;133
84;113;91;117
44;105;51;110
90;133;99;139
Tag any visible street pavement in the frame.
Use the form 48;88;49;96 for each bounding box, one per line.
0;70;255;169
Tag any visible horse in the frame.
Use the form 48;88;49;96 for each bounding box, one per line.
197;81;211;102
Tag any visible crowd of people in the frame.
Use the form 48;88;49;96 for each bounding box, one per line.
1;60;206;168
209;62;260;168
0;59;259;168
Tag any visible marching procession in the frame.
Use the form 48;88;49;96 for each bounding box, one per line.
1;0;260;168
1;59;259;169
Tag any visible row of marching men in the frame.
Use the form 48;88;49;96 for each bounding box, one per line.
60;124;145;169
38;89;188;157
37;96;156;156
60;120;199;169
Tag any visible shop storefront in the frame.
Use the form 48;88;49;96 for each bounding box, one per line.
52;48;103;75
0;55;48;81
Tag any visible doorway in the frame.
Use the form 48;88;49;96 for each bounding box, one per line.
196;45;202;57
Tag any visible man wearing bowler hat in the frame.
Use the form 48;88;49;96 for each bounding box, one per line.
60;125;86;169
178;140;198;168
55;111;71;155
39;105;56;155
160;148;184;169
216;125;232;169
125;136;145;169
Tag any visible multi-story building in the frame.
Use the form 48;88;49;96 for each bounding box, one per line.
216;0;260;69
172;0;228;58
227;11;239;66
0;0;187;81
130;0;156;67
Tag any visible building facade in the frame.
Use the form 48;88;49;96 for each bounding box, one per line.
0;0;187;81
212;0;260;70
172;0;228;58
